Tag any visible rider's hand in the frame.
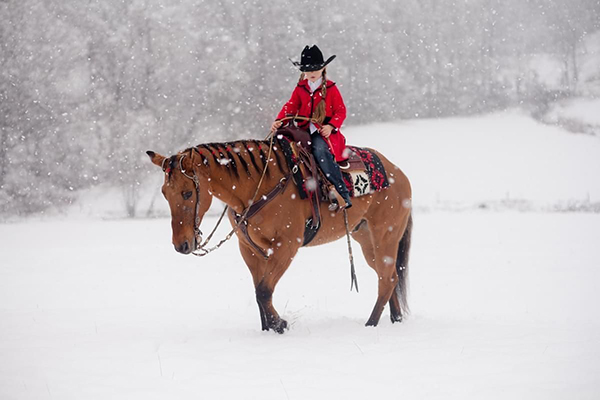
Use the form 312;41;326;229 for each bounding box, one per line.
270;120;283;133
319;124;334;138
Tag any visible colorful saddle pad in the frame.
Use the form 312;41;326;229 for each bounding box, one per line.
341;146;390;198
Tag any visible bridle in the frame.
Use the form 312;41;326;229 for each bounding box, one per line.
177;153;204;250
162;153;205;250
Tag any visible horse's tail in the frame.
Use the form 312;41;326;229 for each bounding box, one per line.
395;213;412;316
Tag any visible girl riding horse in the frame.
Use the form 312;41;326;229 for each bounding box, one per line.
146;46;413;333
271;45;352;210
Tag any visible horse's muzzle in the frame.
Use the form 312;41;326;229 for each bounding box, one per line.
175;240;193;255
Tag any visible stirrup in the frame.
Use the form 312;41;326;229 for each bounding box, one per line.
328;200;339;212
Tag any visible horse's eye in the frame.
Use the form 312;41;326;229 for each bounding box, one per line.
182;191;193;200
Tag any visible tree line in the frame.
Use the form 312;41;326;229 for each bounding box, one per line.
1;0;598;216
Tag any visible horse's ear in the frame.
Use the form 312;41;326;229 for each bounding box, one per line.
147;151;166;168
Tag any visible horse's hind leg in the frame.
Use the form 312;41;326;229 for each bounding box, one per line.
366;255;399;327
238;241;297;334
353;224;402;323
352;218;406;327
390;214;412;323
388;288;403;323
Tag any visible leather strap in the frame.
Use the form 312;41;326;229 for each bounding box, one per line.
233;176;291;259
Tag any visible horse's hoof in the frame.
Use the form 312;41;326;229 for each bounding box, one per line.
365;320;378;327
272;318;288;334
390;314;403;324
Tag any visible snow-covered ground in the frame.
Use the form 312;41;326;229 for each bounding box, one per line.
2;111;600;399
543;98;600;137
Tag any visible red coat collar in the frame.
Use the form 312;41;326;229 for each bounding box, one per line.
297;79;336;92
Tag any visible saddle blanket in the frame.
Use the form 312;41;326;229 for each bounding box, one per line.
342;146;390;198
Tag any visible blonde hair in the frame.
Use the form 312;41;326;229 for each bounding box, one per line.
299;68;328;125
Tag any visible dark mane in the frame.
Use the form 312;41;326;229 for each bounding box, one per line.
189;139;288;179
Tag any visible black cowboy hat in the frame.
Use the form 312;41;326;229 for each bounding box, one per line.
290;45;336;72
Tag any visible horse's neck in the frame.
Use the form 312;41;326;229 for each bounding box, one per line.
195;140;288;213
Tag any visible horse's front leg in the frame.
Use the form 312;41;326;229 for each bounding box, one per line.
238;241;297;333
255;293;269;331
255;279;288;333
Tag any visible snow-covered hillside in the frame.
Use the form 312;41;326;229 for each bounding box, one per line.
346;110;600;210
543;97;600;137
69;110;600;219
2;112;599;399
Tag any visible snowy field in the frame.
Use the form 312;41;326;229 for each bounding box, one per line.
2;111;600;399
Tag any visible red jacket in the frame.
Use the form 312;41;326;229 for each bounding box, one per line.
276;79;348;161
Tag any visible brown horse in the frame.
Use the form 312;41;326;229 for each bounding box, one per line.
147;138;412;333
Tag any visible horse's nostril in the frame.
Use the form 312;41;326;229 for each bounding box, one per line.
178;241;190;254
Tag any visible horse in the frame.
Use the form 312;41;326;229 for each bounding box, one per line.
146;136;412;333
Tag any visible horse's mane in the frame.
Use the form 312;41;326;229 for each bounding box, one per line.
181;139;288;180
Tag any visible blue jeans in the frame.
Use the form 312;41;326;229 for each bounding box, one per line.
310;133;351;202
